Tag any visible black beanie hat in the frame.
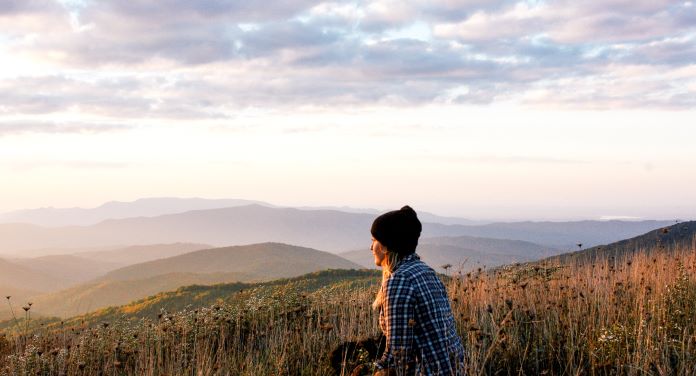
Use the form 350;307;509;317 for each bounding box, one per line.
371;205;422;255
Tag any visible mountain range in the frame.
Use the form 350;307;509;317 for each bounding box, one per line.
0;217;688;323
0;197;482;227
0;203;675;256
0;198;270;227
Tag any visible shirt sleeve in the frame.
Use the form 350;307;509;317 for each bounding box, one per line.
374;274;416;370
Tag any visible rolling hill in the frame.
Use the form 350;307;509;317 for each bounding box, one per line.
27;242;362;318
29;271;255;318
458;220;675;249
548;220;696;264
0;269;380;331
100;242;361;282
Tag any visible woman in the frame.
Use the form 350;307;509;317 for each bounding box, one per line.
370;206;464;376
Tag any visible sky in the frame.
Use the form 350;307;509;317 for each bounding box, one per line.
0;0;695;221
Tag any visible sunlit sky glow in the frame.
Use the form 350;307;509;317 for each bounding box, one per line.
1;0;695;220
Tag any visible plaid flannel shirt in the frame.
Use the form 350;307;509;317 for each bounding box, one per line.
375;253;465;375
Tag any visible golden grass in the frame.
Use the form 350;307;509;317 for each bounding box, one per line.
1;244;695;375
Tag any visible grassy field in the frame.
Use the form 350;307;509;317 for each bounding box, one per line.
1;245;695;375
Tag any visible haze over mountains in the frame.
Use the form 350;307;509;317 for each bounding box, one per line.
0;199;675;256
0;198;271;227
74;243;212;266
10;255;121;286
0;258;60;293
0;197;482;227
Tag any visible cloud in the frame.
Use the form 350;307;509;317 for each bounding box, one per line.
0;0;69;38
0;0;694;111
627;35;696;66
97;0;317;23
0;121;131;136
0;0;59;15
14;0;322;66
599;215;643;221
433;3;544;42
433;0;690;44
0;74;238;118
3;158;130;172
437;155;589;165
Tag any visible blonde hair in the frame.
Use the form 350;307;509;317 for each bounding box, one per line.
372;250;402;310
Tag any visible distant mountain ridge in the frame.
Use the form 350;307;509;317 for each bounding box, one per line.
0;204;675;255
0;197;272;227
0;197;482;227
458;220;675;250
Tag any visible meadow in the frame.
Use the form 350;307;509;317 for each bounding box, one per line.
1;243;695;375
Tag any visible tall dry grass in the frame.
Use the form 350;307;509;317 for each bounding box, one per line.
1;244;695;375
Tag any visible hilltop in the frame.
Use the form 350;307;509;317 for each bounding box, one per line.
99;242;361;282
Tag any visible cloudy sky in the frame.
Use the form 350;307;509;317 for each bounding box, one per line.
1;0;695;220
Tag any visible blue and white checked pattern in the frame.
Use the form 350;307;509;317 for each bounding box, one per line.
375;253;465;375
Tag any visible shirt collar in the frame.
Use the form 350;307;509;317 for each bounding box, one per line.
391;252;420;272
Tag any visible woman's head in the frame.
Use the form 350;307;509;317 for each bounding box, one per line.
370;205;422;258
371;205;422;310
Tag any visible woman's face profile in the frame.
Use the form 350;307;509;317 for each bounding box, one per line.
371;237;387;267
